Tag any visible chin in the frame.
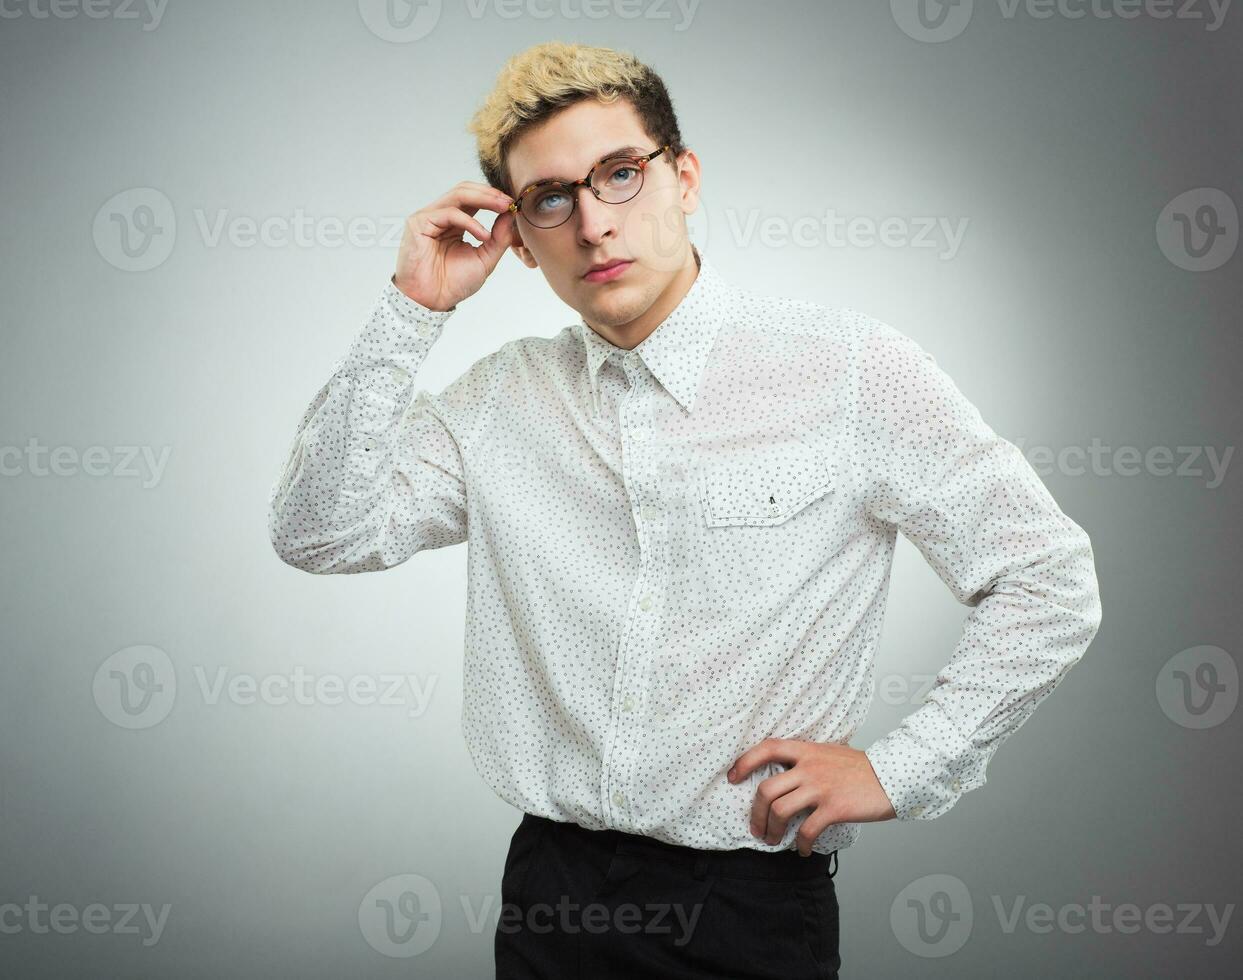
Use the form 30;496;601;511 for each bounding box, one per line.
580;283;644;325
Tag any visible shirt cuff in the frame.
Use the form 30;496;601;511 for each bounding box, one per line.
387;275;459;319
333;278;456;380
863;699;990;821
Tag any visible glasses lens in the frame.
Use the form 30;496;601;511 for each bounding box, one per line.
591;157;645;204
522;184;574;228
518;156;650;228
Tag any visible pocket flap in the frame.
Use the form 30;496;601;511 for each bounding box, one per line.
700;448;833;527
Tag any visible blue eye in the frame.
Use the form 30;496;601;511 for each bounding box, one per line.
534;191;568;212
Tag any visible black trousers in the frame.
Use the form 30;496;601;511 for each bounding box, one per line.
494;812;841;979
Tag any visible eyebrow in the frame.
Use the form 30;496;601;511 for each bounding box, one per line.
518;145;647;191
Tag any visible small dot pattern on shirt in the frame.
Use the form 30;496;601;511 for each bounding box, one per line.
268;245;1103;851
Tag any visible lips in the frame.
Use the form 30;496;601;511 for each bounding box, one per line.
583;259;633;283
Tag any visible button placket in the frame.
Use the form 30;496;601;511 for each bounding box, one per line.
603;360;663;831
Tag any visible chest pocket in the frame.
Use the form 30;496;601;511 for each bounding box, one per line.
698;447;834;527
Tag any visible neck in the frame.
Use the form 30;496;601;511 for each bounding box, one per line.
587;243;701;351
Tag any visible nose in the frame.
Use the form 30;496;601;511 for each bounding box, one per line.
574;185;617;247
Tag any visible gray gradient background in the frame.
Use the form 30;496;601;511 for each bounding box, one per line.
1;0;1240;976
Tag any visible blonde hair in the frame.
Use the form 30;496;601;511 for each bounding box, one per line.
467;41;685;195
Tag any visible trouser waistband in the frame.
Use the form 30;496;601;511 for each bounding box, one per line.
522;812;838;882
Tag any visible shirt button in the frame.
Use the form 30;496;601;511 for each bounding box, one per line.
417;321;434;338
390;366;408;383
640;505;657;520
910;805;925;818
612;790;625;807
950;778;962;792
622;695;635;711
363;437;377;452
639;595;652;611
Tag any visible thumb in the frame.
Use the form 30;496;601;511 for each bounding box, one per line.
477;210;515;274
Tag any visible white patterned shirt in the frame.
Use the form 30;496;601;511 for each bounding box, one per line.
268;246;1103;855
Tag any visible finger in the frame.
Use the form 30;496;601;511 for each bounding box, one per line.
730;737;799;783
729;740;772;783
475;209;515;274
421;206;490;244
748;766;800;838
758;785;819;847
432;184;514;215
795;806;837;857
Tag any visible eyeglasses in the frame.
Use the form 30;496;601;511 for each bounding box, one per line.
508;145;671;230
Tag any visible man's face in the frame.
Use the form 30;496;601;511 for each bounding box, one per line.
504;97;700;332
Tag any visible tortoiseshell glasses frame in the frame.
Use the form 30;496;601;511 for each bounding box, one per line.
506;145;672;229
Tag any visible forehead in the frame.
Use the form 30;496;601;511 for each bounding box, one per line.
507;98;652;192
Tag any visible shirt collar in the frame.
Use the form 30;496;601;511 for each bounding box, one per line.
577;244;729;417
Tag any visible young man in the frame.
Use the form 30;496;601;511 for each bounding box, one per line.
269;41;1103;980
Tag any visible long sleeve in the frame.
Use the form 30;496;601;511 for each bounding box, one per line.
853;319;1103;820
267;280;469;574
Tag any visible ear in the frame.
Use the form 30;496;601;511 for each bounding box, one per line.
674;148;702;218
511;235;539;269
